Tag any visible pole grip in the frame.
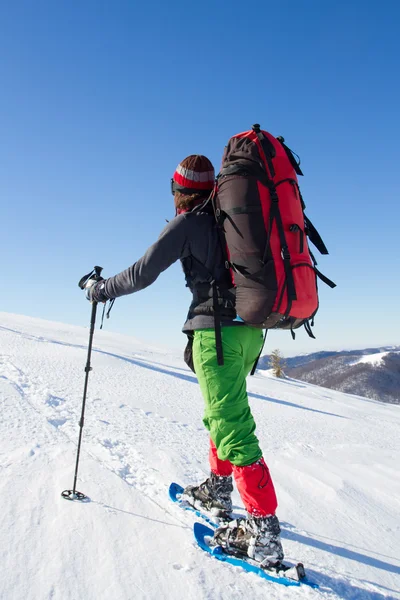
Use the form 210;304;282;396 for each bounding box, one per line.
78;266;104;289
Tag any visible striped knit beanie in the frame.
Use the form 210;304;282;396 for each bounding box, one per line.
172;155;215;194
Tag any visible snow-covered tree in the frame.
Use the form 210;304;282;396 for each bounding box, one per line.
270;349;285;378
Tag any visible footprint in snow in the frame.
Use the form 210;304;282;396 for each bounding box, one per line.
45;394;65;407
101;438;119;448
47;417;67;428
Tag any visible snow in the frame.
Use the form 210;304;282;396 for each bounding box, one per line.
1;311;399;600
353;351;400;367
356;352;390;366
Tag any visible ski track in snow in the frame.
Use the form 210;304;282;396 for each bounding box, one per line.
0;313;400;600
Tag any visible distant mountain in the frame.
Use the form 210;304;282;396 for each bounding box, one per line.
258;346;400;404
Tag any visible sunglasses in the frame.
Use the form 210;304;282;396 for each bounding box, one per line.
171;178;208;196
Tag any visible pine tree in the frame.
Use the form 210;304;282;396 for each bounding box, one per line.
270;349;286;378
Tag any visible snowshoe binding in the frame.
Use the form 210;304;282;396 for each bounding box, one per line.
211;514;285;569
183;473;233;519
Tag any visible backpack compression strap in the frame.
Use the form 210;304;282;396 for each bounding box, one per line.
252;124;276;179
304;215;329;255
276;136;304;177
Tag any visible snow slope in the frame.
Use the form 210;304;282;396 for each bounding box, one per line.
1;312;399;600
355;352;400;366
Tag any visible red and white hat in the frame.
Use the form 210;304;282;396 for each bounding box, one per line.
172;155;215;193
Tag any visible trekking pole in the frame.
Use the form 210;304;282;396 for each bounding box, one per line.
62;266;103;502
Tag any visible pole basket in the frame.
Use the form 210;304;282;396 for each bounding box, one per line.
61;489;91;502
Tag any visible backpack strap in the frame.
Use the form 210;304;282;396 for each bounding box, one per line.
212;190;233;271
315;267;336;289
212;281;224;366
309;250;337;289
252;124;276;179
276;136;304;177
222;206;263;216
304;319;316;339
250;330;268;376
184;332;195;373
189;208;226;367
304;214;329;255
219;161;269;183
268;185;297;308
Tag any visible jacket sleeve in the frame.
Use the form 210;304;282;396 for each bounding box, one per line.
98;216;189;300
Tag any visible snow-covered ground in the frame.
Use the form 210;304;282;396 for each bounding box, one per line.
1;312;399;600
355;351;400;366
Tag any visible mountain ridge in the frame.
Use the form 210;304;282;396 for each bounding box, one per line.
258;346;400;404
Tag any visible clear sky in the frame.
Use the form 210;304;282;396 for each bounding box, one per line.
1;0;399;356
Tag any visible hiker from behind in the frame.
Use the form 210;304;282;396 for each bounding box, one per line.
84;154;284;567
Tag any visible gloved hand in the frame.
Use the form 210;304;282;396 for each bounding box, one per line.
84;277;107;303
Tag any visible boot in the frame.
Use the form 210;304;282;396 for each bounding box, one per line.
211;514;284;567
183;472;233;517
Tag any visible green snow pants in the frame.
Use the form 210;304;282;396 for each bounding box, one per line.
192;326;264;467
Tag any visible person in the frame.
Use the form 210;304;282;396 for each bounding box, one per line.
85;154;284;567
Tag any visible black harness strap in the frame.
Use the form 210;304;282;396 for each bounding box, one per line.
263;181;302;263
309;250;336;288
304;319;316;339
255;131;276;179
223;206;262;216
304;215;329;255
251;124;276;179
262;204;275;263
212;282;224;366
275;177;297;188
269;186;297;304
276;137;304;176
315;267;336;289
191;199;227;367
212;193;232;270
250;330;268;376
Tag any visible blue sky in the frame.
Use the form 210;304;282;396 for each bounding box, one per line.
1;0;399;356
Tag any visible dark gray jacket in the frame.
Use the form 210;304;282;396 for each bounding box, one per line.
95;208;239;331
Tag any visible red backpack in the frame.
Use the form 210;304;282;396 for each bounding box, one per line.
213;124;335;344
